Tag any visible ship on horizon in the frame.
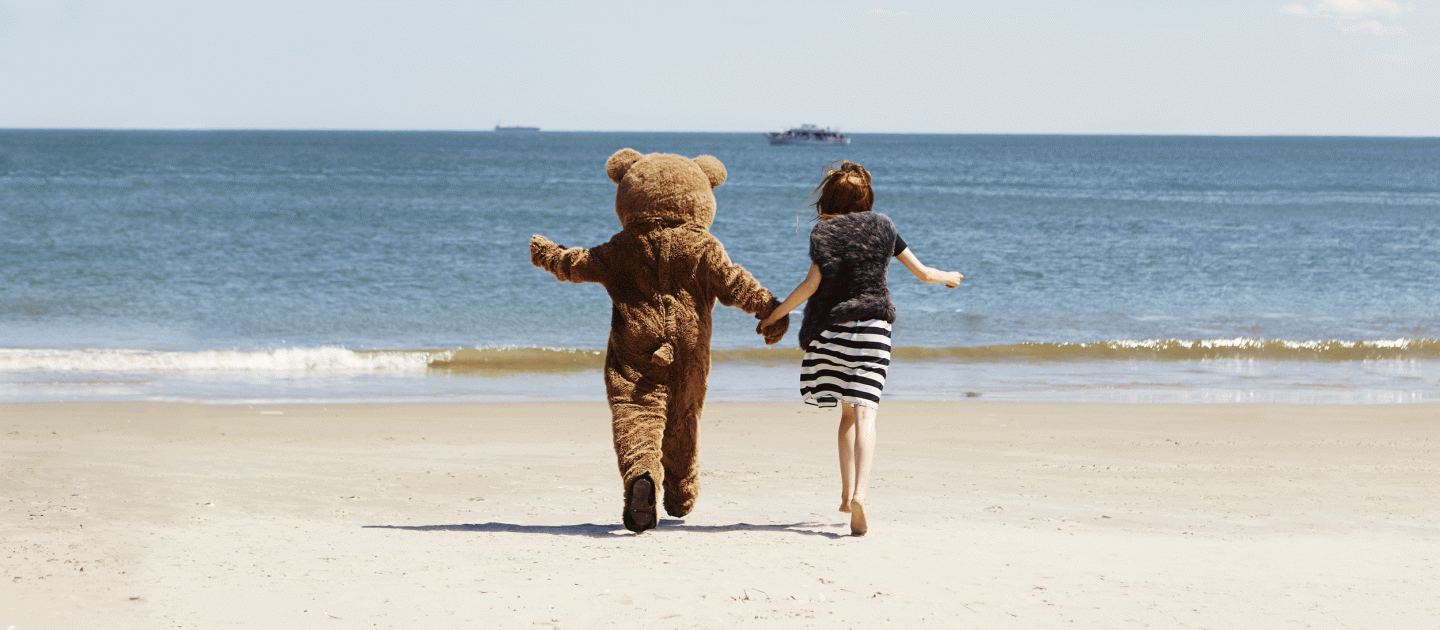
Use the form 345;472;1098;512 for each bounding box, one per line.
765;123;849;145
495;123;540;132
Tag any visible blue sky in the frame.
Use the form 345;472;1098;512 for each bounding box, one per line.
1;0;1436;134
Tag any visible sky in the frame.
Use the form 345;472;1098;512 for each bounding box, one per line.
0;0;1436;135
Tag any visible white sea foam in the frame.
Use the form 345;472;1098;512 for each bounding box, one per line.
8;340;1431;376
1094;338;1429;352
0;347;440;373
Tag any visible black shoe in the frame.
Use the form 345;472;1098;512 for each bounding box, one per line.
623;472;658;533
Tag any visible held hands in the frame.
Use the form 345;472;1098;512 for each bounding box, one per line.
755;298;789;345
756;315;788;345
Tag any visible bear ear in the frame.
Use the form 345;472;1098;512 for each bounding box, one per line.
606;148;643;184
694;155;726;189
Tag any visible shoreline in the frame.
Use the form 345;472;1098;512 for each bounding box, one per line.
5;401;1439;628
7;354;1439;405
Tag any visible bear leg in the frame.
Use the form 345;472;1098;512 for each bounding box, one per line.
606;353;670;529
660;377;706;518
611;400;666;529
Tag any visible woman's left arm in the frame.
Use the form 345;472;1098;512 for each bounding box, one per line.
760;263;822;327
897;248;963;289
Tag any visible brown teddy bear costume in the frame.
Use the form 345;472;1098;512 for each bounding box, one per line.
530;149;788;533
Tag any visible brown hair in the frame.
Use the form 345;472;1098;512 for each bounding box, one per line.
810;161;873;218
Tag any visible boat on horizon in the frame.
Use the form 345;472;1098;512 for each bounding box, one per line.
495;123;540;132
765;124;850;145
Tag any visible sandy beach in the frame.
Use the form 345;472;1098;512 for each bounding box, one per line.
3;401;1438;629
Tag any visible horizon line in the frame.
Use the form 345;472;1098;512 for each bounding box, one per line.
2;127;1438;139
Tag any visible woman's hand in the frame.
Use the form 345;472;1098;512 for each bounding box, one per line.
941;271;963;289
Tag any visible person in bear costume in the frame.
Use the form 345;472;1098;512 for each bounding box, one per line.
530;148;788;533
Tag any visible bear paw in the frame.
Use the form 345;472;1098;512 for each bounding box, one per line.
529;234;558;266
757;315;789;346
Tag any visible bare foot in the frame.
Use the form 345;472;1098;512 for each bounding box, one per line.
839;500;852;513
849;500;867;536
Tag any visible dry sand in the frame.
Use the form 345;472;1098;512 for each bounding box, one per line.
3;401;1439;629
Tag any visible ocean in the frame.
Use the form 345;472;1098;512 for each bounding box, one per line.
2;130;1438;404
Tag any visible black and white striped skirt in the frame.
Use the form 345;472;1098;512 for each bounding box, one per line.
800;319;892;409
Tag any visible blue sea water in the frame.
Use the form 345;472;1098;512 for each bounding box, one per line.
2;130;1438;404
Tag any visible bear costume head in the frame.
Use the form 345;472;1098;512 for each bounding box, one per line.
606;148;727;230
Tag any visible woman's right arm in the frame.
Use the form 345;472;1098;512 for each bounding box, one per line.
760;263;822;327
896;248;963;288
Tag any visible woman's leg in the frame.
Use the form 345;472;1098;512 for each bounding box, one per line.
850;403;877;506
837;403;857;512
839;401;879;524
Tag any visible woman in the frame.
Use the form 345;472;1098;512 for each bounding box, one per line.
759;161;963;535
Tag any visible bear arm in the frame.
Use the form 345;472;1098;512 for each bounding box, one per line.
530;234;609;285
702;242;778;317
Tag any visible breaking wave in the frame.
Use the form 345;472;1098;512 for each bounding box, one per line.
885;338;1440;363
0;347;437;373
3;339;1437;376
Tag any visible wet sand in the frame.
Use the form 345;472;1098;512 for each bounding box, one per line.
3;401;1439;628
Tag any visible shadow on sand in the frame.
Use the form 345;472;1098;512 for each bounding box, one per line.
364;520;849;539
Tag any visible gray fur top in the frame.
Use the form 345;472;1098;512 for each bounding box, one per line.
799;212;898;348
